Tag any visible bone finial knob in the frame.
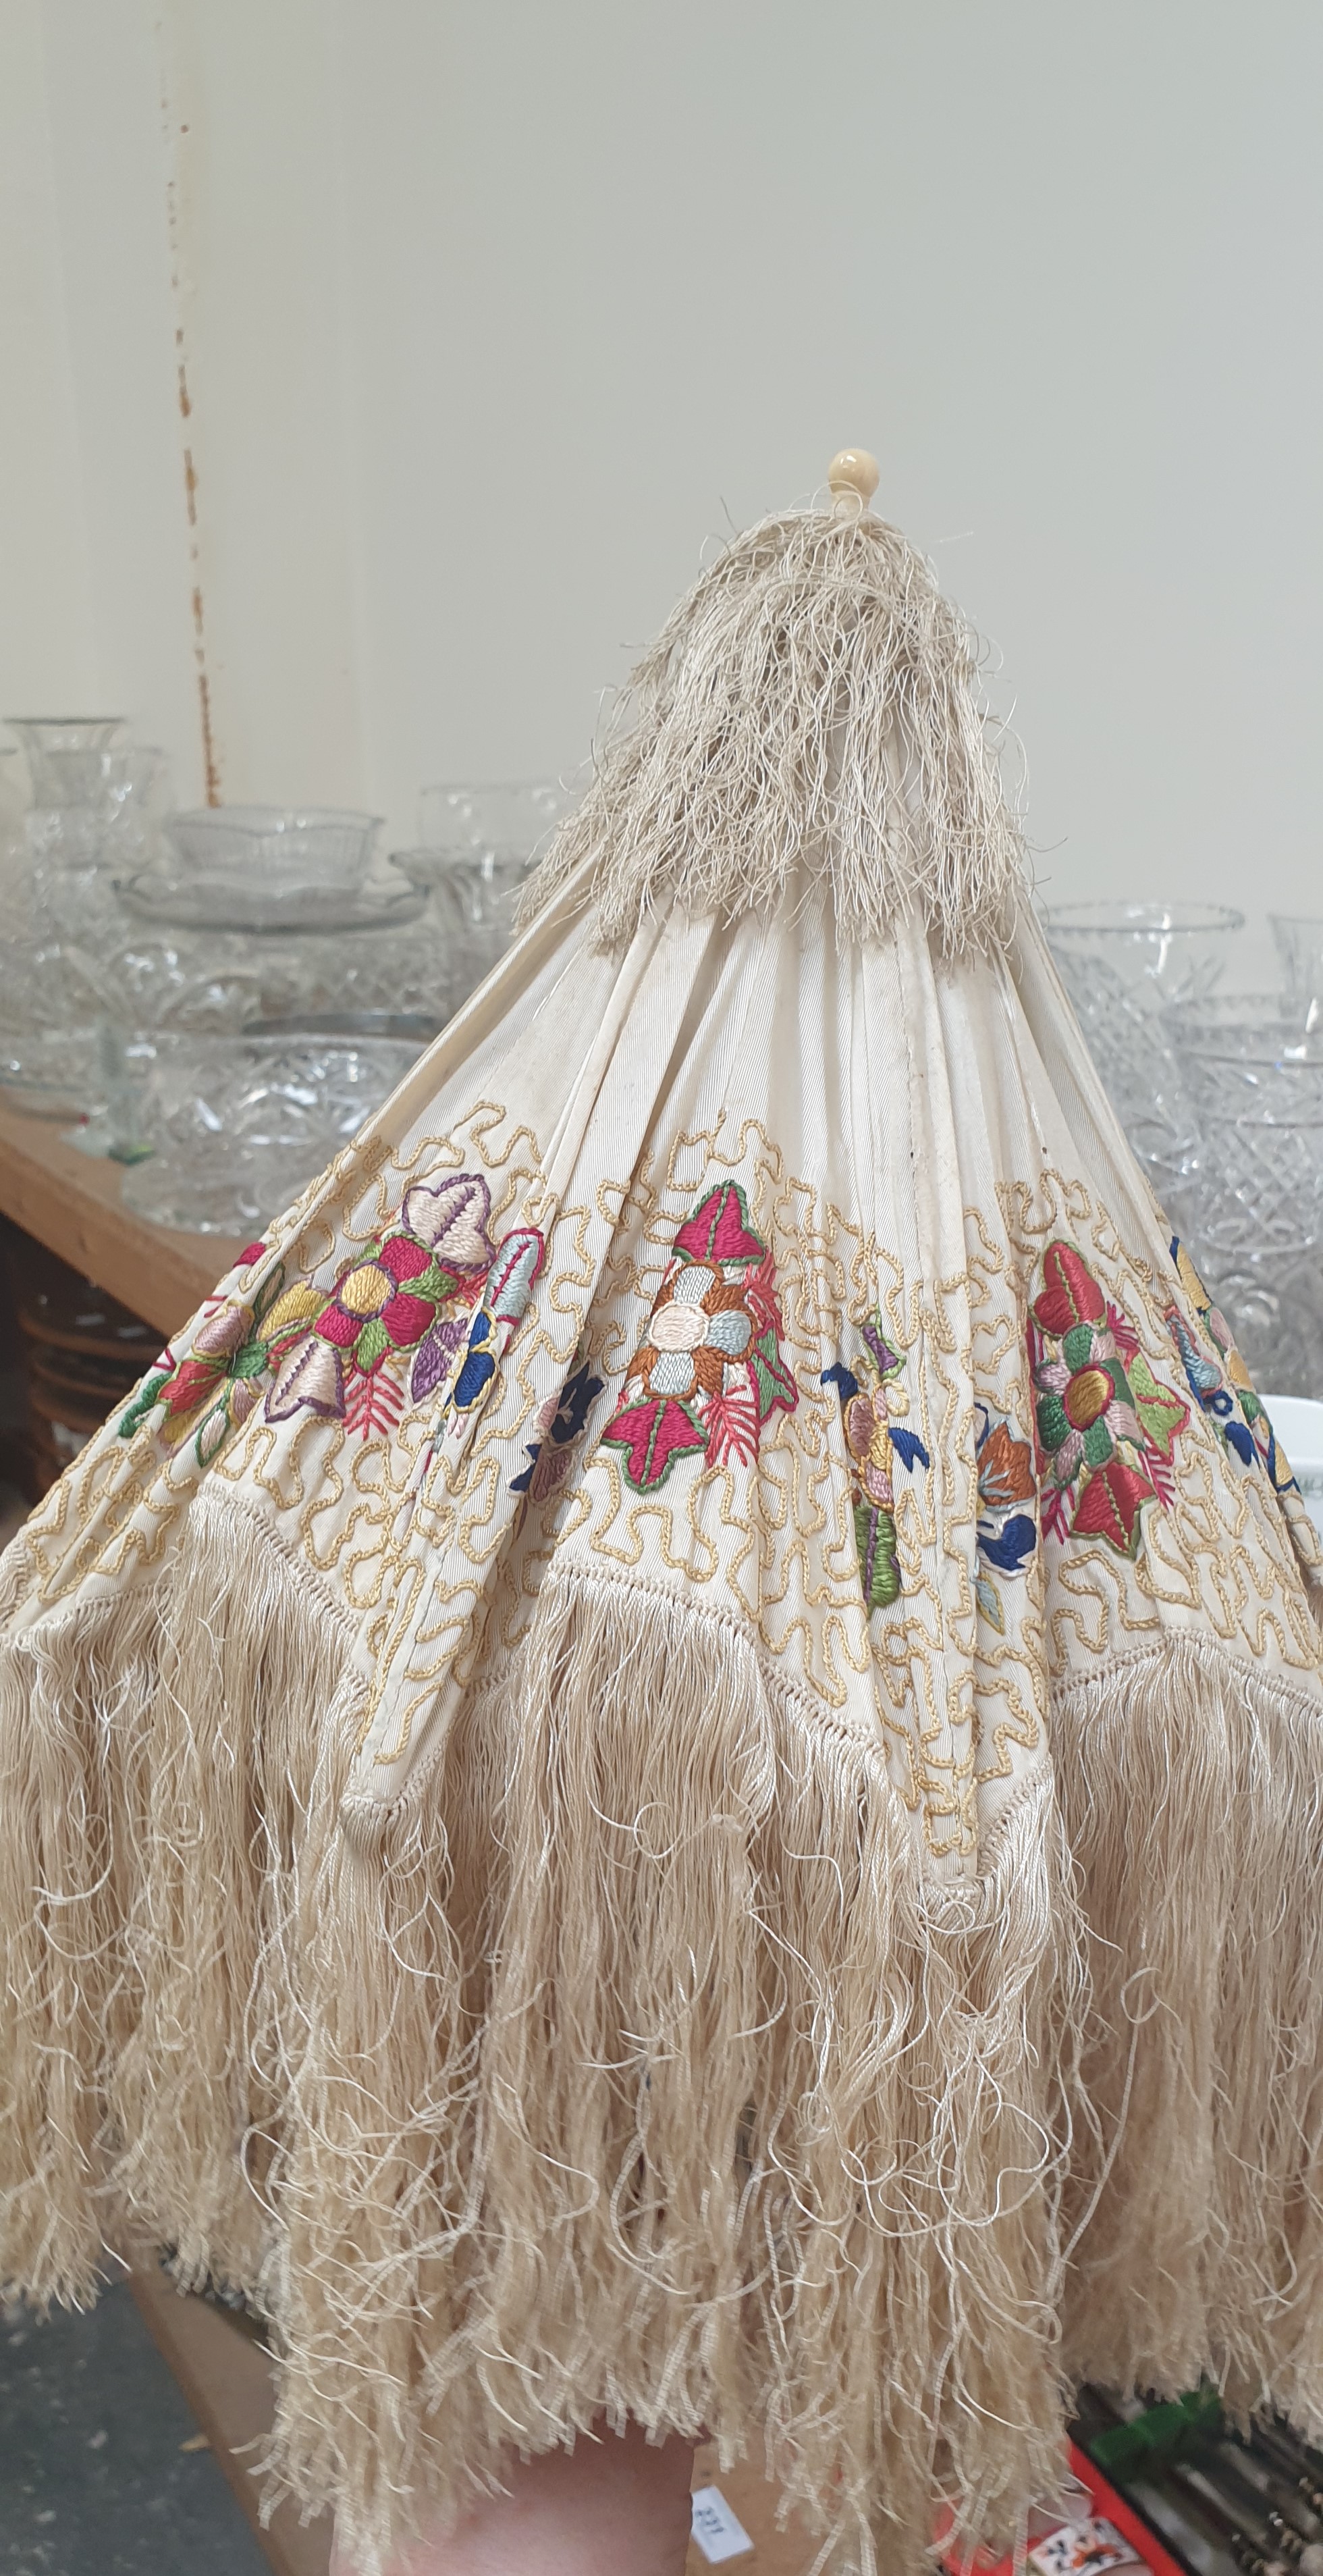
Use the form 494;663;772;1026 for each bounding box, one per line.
828;448;880;505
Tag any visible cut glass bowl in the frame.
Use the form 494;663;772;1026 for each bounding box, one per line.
122;1030;423;1235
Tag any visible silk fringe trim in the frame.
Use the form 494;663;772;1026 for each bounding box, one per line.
4;1502;1323;2573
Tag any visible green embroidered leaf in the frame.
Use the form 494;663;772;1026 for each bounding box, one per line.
751;1331;796;1422
354;1316;392;1371
1129;1355;1189;1460
975;1569;1005;1633
250;1263;288;1325
420;1259;462;1305
1081;1415;1116;1469
856;1500;901;1608
118;1371;170;1439
1035;1390;1071;1454
1061;1323;1096;1373
194;1404;232;1469
232;1341;271;1380
1102;1357;1136;1409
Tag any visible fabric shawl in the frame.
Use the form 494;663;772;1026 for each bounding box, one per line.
3;495;1323;2576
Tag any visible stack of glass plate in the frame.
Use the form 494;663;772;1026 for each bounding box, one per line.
117;804;423;939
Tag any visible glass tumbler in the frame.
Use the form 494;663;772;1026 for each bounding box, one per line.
0;938;109;1118
392;845;529;1018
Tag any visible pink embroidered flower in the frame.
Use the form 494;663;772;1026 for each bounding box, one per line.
1029;1239;1188;1557
601;1182;796;1492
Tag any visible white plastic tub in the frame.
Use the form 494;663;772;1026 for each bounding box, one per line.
1262;1394;1323;1539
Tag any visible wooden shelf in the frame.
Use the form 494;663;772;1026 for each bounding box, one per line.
0;1095;240;1336
128;2265;331;2576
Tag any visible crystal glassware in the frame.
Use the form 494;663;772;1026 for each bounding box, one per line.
99;745;171;860
1042;900;1244;1204
0;938;109;1118
417;778;572;860
1166;996;1323;1398
16;743;171;956
121;1028;425;1234
84;930;275;1164
130;806;405;935
392;845;529;1017
116;866;422;939
6;716;125;806
1270;914;1323;1027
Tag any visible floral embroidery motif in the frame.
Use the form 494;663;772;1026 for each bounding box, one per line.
1166;1236;1299;1496
1029;1239;1189;1558
822;1318;930;1612
119;1174;543;1462
600;1181;796;1491
440;1225;549;1429
973;1402;1037;1631
265;1174;543;1436
117;1265;310;1467
511;1355;605;1504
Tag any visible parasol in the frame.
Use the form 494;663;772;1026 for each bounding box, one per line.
3;451;1322;2576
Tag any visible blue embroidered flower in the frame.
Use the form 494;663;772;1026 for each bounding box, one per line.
512;1359;605;1501
452;1306;497;1411
973;1401;1038;1631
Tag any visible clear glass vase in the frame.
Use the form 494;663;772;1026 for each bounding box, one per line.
416;778;572;860
1270;912;1323;1026
28;746;173;945
0;938;109;1119
1042;900;1244;1207
5;716;126;807
1166;995;1323;1398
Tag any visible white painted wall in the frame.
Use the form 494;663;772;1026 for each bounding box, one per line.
3;0;1320;941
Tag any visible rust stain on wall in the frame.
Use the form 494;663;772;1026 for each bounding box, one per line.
157;14;221;805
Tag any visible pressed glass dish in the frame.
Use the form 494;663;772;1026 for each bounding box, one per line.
122;1030;423;1234
116;866;425;937
164;804;384;885
144;806;392;930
